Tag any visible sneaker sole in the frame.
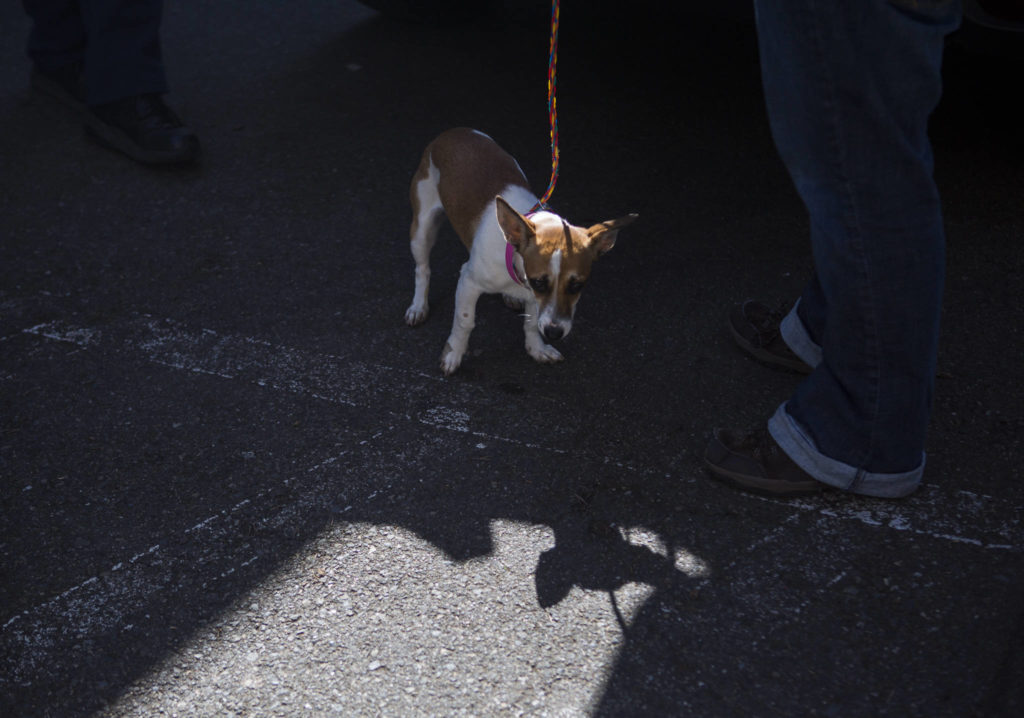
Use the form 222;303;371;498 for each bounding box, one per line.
85;116;200;166
704;458;828;498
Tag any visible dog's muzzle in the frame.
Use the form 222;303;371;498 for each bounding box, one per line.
542;324;567;341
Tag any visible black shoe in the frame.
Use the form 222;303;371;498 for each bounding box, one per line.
729;300;812;374
31;64;86;112
86;94;200;165
704;426;829;497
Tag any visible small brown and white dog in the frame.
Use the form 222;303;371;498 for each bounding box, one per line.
404;127;637;375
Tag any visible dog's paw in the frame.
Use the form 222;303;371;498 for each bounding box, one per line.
502;293;525;312
405;302;429;326
440;343;463;375
527;342;563;364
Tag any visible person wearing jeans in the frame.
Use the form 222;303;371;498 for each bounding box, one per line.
22;0;200;165
704;0;962;499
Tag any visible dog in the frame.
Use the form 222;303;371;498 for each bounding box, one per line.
404;128;637;375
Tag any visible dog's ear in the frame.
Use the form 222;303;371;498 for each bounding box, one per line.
586;214;638;258
495;196;536;253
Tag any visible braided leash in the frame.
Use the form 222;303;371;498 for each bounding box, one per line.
529;0;560;214
507;0;560;284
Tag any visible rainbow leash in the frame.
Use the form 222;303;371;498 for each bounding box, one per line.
529;0;560;214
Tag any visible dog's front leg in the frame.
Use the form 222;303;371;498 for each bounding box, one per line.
522;298;563;364
440;263;483;375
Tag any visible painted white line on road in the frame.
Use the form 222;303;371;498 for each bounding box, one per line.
419;408;570;455
10;313;1020;644
784;485;1021;551
21;316;1024;554
22;321;100;347
24;316;579;454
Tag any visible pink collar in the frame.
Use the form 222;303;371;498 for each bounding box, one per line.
506;209;544;285
506;243;525;285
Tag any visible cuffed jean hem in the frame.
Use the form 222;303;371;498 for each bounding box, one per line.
779;299;822;369
768;403;925;498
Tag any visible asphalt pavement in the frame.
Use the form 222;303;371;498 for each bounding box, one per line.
2;1;1023;716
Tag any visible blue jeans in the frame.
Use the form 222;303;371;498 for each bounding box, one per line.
755;0;961;498
23;0;168;105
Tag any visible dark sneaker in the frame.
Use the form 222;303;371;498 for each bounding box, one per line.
31;64;86;112
704;426;830;497
730;300;812;374
86;94;200;165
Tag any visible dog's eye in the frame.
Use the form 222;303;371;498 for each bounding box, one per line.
529;276;550;294
566;277;586;295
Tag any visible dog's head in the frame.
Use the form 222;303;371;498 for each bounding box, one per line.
496;196;637;342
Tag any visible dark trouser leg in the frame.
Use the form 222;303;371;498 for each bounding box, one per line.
756;0;960;496
79;0;167;105
23;0;86;71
